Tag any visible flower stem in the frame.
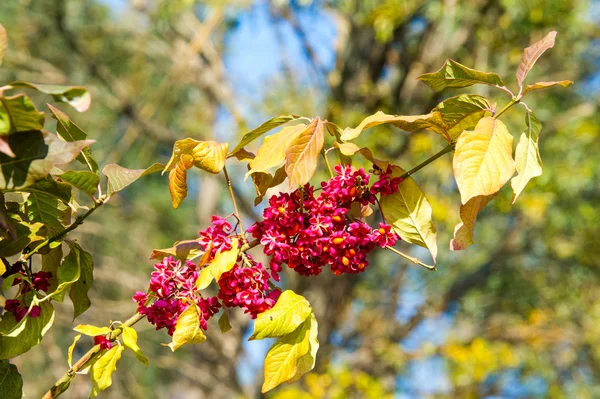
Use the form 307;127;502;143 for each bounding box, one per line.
222;165;244;233
398;142;455;181
322;149;334;178
385;246;436;271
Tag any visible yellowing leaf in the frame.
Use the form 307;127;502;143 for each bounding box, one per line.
251;166;287;206
102;163;163;196
251;290;312;340
285;118;325;188
261;313;318;393
453;117;515;204
379;166;437;263
90;344;124;398
334;141;360;156
121;325;148;367
191;141;228;174
168;156;192;209
433;94;492;140
162;138;200;174
149;240;204;261
73;324;112;337
516;31;557;89
341;111;445;141
418;59;505;92
195;238;239;290
168;304;207;351
67;334;81;367
230;114;301;155
450;194;495;251
218;311;232;333
522;80;573;95
511;112;543;204
246;123;307;177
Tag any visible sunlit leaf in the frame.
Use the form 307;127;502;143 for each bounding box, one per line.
73;324;111;337
168;157;191;209
522;80;573;95
0;220;45;257
121;325;148;367
453;117;515;204
511;112;543;204
450;194;495;251
380;166;437;263
196;238;239;290
0;300;55;359
67;334;81;367
191;141;228;174
261;313;318;393
433;94;492;140
341;111;446;141
251;290;312;340
27;192;68;233
333;142;389;171
0;360;23;399
149;240;204;261
246;123;307;177
229;114;301;155
516;31;557;89
218;311;232;334
0;23;7;67
0;95;44;135
168;304;207;351
90;345;124;398
102;163;163;196
55;170;98;197
285;118;325;188
0;130;94;190
0;137;13;157
10;82;91;112
48;104;98;172
11;176;72;203
162;138;199;174
418;59;505;92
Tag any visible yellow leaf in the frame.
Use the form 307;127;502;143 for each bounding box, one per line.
511;112;543;204
73;324;112;336
218;311;232;333
168;156;192;209
453;117;515;204
168;304;207;351
191;141;228;174
261;313;318;393
67;334;81;367
516;31;557;89
230;114;301;155
522;80;573;95
341;111;445;141
0;258;5;275
251;290;312;340
195;238;239;290
90;344;124;398
450;194;495;251
285;118;325;188
162;138;200;174
380;166;437;262
246;123;307;177
334;141;360;156
121;325;148;367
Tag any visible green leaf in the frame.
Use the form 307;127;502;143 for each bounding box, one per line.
0;130;95;190
261;313;318;393
246;123;307;177
67;334;81;367
48;104;98;173
0;300;55;359
218;311;232;334
196;238;239;290
90;345;124;398
73;324;111;337
380;166;438;263
229;114;301;155
50;244;81;303
55;170;99;197
450;194;496;251
0;360;23;399
285;118;325;188
168;304;207;351
251;290;312;340
69;243;93;320
27;192;69;233
41;244;64;300
522;80;573;96
10;176;72;203
102;163;163;196
149;239;204;261
10;82;91;112
433;94;492;140
516;31;557;90
341;111;446;141
418;59;505;92
0;95;45;135
511;112;543;204
0;220;45;257
0;23;7;67
453;117;515;204
121;326;148;367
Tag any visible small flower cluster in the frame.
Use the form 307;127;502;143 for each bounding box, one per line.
248;165;400;278
133;257;220;335
371;165;404;196
218;259;281;318
199;216;234;261
4;271;53;322
94;335;113;350
4;299;41;322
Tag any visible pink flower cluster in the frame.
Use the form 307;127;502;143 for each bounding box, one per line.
133;257;220;335
199;216;234;261
94;335;112;350
4;271;52;322
4;299;41;322
371;165;404;196
248;165;400;278
218;260;281;318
